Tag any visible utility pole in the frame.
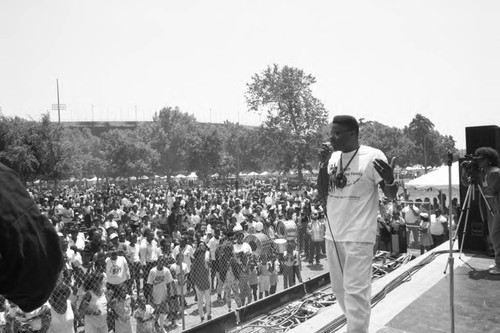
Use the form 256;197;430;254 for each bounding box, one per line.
52;79;66;122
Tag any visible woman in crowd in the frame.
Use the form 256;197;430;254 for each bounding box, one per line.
78;272;108;333
47;283;75;333
218;242;242;312
190;241;212;322
109;286;132;333
133;297;155;333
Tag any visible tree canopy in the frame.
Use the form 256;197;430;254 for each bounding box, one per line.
0;66;459;184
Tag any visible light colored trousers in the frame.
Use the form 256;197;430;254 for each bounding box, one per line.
326;239;373;333
195;286;212;319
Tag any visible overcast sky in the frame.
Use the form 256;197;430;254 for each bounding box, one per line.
1;0;500;149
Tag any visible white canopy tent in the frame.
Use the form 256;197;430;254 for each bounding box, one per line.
405;161;460;191
186;172;198;179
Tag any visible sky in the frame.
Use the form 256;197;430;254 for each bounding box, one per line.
1;0;500;149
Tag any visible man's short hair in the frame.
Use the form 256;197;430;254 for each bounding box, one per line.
332;115;359;134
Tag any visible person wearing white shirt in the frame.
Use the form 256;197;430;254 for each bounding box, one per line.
206;228;220;290
105;246;130;295
429;208;448;248
232;206;245;225
126;234;141;295
140;229;159;303
233;228;252;255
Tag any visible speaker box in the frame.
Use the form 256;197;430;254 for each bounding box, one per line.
458;125;500;253
465;125;500;155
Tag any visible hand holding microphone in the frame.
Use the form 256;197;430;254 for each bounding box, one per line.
319;142;332;165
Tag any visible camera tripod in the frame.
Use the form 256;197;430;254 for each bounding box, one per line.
445;181;495;272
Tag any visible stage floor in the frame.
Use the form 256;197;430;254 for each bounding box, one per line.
290;243;500;333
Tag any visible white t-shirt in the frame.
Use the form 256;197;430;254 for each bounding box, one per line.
402;205;420;225
234;241;252;255
430;214;447;235
147;267;173;304
47;300;75;333
326;145;385;244
207;236;220;261
105;256;130;285
172;245;194;273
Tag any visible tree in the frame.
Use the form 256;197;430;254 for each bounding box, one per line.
101;129;158;180
0;116;39;182
187;128;222;182
151;107;199;178
407;114;435;172
245;64;329;184
359;120;417;168
61;128;107;180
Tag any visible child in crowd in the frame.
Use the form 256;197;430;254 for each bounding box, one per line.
419;213;433;254
133;297;155;333
248;259;259;302
258;256;271;299
269;256;279;295
110;286;132;333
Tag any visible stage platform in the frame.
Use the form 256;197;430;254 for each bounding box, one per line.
290;242;500;333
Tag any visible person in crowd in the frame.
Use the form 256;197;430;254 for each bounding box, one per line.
376;212;393;253
140;228;159;303
258;256;271;299
235;252;252;306
133;296;155;333
171;236;195;296
248;258;259;302
474;147;500;275
47;283;75;333
105;245;130;298
108;285;132;333
307;210;326;265
78;272;108;333
190;241;212;322
430;208;448;248
169;253;188;327
233;226;252;255
419;213;433;254
402;199;421;247
81;227;103;273
147;256;173;332
218;243;242;312
282;242;296;289
207;227;221;291
317;115;398;333
269;256;279;295
298;208;311;258
125;234;141;296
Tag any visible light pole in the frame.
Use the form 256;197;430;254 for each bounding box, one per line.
52;79;65;122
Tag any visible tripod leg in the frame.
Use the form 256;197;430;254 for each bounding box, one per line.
452;185;472;241
458;186;474;260
444;185;472;274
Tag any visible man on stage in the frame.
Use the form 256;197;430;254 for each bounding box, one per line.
318;115;398;333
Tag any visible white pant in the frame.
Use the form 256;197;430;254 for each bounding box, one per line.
326;239;373;333
195;286;212;318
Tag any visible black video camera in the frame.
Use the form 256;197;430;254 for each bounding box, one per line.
461;154;481;183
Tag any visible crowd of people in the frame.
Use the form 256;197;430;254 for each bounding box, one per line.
0;181;332;333
0;175;461;333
